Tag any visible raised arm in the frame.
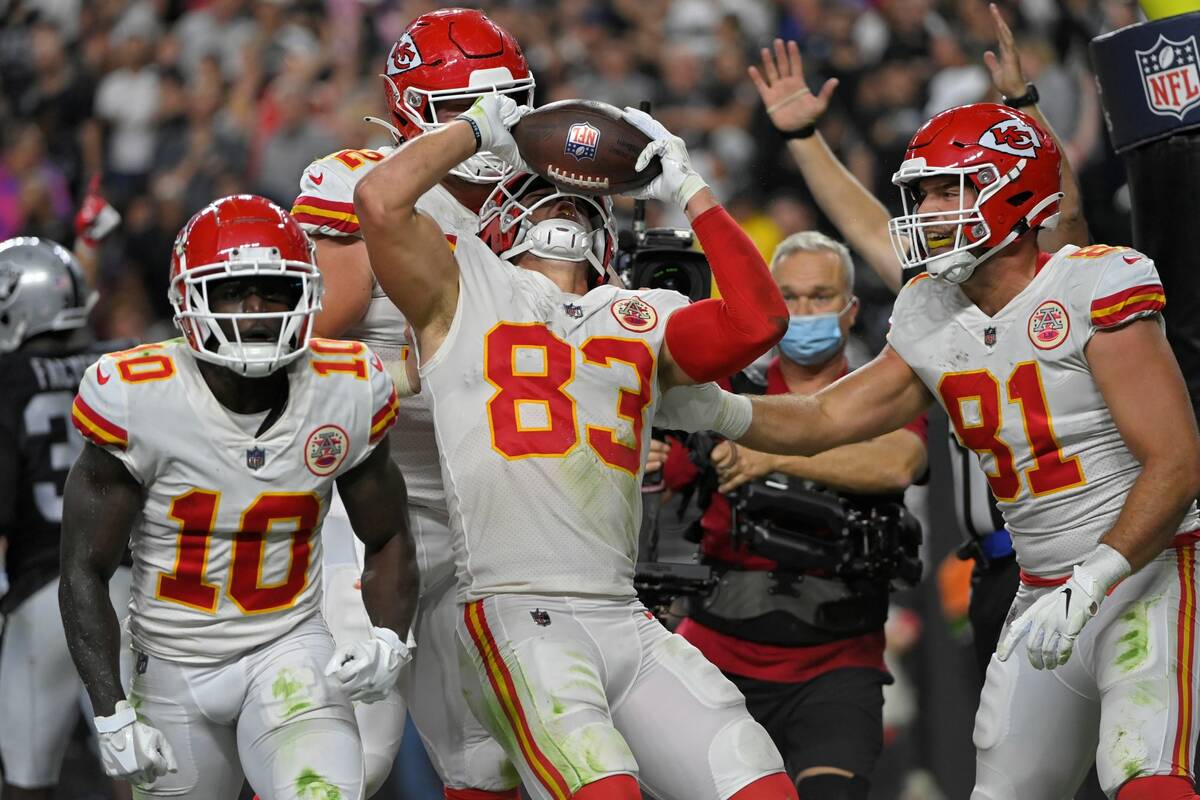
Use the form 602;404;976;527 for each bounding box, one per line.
749;40;901;292
982;2;1089;249
616;109;788;389
353;124;472;356
735;344;934;456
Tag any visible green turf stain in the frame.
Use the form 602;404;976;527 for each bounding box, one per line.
1108;726;1147;782
272;668;312;718
1114;598;1159;673
295;769;340;800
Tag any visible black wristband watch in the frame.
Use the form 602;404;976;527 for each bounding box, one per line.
780;123;817;140
1003;83;1039;109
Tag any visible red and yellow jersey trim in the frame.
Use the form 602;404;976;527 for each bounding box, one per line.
1090;283;1166;328
291;196;360;235
71;395;129;449
369;385;400;445
1173;544;1198;775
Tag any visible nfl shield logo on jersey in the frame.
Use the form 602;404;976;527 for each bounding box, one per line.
564;122;600;161
564;302;583;319
983;326;997;347
1136;35;1200;120
530;608;551;626
1028;300;1070;350
246;447;266;471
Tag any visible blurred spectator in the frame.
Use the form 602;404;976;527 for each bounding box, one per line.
0;123;73;240
252;77;339;207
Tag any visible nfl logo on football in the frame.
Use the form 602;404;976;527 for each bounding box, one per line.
1136;35;1200;120
564;122;600;161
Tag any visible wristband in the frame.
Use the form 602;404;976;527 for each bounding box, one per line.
94;701;137;734
780;124;816;140
1003;83;1039;109
712;392;753;440
1079;543;1131;596
457;116;482;152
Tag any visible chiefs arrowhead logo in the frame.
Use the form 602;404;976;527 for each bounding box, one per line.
979;119;1043;159
386;33;423;76
309;171;324;186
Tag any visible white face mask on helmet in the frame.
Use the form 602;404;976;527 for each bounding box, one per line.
478;172;619;285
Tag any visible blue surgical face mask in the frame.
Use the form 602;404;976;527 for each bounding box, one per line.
778;300;854;366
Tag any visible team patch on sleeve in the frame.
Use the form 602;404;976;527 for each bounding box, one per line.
369;384;400;445
71;394;128;449
290;196;360;235
1090;283;1166;328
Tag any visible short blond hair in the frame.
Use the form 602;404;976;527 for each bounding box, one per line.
770;231;854;295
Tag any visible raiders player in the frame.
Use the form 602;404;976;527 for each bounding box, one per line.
0;238;130;800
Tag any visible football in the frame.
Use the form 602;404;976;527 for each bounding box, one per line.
512;99;663;195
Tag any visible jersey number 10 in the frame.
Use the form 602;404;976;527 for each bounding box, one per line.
940;361;1086;501
157;490;318;614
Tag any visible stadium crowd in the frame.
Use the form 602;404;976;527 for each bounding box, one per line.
0;0;1137;347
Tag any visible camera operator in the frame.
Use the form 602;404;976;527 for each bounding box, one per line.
662;231;928;799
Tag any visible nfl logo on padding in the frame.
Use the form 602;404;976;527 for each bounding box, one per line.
246;447;266;471
1136;35;1200;120
564;122;600;161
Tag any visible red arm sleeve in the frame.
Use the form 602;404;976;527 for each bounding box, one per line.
664;206;788;383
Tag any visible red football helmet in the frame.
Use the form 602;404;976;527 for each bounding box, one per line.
478;171;618;286
169;195;322;377
378;8;535;183
888;103;1062;283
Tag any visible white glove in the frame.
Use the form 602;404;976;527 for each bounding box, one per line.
94;700;178;785
620;107;708;207
324;626;412;703
996;544;1131;670
456;94;532;173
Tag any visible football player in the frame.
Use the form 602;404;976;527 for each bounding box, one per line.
290;10;534;796
58;195;418;800
0;238;131;800
291;9;732;796
355;94;798;800
716;103;1200;800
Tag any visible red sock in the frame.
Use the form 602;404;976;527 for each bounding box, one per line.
729;772;798;800
444;789;521;800
572;774;641;799
1117;775;1199;800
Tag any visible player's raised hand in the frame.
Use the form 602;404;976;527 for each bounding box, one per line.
325;625;412;703
457;93;532;172
94;701;178;785
620;107;708;207
983;3;1028;99
74;174;121;247
748;39;838;134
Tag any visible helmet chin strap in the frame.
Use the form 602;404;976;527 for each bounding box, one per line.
364;116;404;144
215;342;284;378
929;192;1064;285
502;218;604;277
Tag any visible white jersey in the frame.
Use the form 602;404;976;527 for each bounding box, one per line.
293;146;478;513
889;244;1200;576
71;338;399;665
422;233;692;601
